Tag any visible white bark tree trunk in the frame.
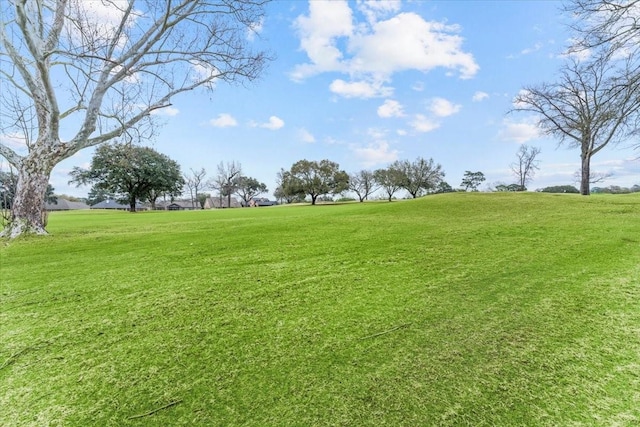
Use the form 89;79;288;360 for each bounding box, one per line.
1;153;52;238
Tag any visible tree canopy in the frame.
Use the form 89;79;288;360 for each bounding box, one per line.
398;157;445;198
287;160;349;205
460;171;486;192
69;143;184;212
374;165;406;202
235;176;268;206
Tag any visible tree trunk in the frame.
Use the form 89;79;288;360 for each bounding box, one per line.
580;152;591;196
2;159;51;238
129;196;137;212
311;194;317;205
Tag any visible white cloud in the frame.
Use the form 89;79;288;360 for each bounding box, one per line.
209;113;238;128
428;97;461;117
329;79;393;98
498;119;541;143
410;114;440;133
472;91;489;102
298;128;316;143
252;116;285;130
291;1;354;80
151;106;180;117
351;141;399;167
521;42;542;55
349;13;478;79
377;99;405;118
291;3;479;84
357;0;402;24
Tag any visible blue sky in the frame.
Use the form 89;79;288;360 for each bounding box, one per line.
50;0;639;198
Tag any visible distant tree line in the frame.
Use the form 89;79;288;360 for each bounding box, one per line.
21;137;632;214
591;185;640;194
274;157;446;204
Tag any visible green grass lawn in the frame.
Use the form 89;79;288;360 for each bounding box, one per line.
1;193;639;426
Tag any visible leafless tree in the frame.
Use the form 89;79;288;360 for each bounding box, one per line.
0;0;270;237
510;145;541;191
215;161;241;208
511;55;640;195
348;170;378;202
183;168;209;209
566;0;640;56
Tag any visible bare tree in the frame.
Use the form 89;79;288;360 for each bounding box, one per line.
349;170;378;202
215;161;241;208
565;0;640;152
511;55;640;195
510;145;541;191
0;0;270;237
566;0;640;56
183;168;209;209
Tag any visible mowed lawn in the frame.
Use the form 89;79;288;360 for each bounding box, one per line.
1;193;639;426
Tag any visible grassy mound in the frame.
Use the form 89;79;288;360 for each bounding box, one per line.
2;193;639;426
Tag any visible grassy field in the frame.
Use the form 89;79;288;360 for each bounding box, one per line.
1;192;639;426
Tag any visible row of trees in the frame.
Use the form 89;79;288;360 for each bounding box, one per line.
68;144;269;210
66;149;450;209
274;157;446;204
3;135;542;210
2;140;543;215
183;162;268;208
